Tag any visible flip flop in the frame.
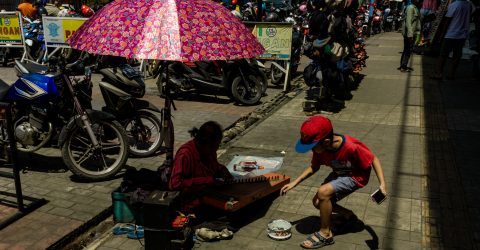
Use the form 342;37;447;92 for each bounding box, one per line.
112;224;144;235
127;229;145;239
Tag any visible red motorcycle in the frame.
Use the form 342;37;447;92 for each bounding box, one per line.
371;10;383;35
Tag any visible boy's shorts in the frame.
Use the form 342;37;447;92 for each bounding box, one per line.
322;172;360;204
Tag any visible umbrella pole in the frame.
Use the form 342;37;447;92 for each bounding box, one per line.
158;61;175;168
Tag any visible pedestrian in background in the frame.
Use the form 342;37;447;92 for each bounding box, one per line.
398;0;421;72
281;116;387;249
17;0;37;19
431;0;473;80
45;0;62;16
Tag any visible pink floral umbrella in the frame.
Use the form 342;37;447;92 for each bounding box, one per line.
68;0;265;61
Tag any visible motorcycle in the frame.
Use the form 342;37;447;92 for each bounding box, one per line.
0;57;129;180
393;10;403;31
383;14;394;32
22;16;46;63
371;12;382;35
97;58;164;157
0;47;20;67
156;59;266;105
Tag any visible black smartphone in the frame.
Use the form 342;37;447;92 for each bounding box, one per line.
371;189;387;204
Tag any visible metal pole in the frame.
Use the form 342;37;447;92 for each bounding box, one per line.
4;104;25;211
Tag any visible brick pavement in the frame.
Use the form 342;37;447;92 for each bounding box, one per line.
89;31;478;250
0;65;284;249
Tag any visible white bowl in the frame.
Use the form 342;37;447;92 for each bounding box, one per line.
267;219;292;240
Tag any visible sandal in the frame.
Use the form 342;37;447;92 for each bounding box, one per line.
300;231;334;249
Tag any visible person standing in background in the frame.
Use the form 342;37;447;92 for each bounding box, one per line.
431;0;473;80
17;0;37;19
45;0;62;16
398;0;421;72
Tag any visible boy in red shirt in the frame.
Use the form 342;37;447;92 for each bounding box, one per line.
281;116;387;249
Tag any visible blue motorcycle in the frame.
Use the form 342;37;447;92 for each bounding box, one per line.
0;57;129;181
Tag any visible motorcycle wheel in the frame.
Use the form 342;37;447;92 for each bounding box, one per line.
231;75;262;105
257;69;268;95
0;48;7;67
124;111;163;157
270;62;285;85
61;119;128;180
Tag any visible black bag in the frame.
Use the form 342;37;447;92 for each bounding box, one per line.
303;63;321;87
121;168;164;192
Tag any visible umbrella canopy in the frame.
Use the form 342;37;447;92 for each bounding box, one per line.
68;0;265;61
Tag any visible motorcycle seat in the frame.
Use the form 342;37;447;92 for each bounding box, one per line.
15;60;49;75
0;78;11;100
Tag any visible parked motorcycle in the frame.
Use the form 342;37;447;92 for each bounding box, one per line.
383;14;394;32
371;12;382;35
97;58;164;157
157;59;266;105
0;57;129;180
0;47;21;67
393;10;403;31
22;16;46;63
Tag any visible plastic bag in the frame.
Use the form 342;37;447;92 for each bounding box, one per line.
226;156;284;178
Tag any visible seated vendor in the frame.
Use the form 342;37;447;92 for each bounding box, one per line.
169;121;233;212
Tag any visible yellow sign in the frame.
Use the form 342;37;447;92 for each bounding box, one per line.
251;22;293;60
0;12;23;45
63;19;87;41
43;16;88;48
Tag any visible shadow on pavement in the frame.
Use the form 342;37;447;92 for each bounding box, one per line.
15;151;68;173
419;48;479;248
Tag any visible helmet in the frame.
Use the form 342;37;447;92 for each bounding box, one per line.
231;0;238;5
299;4;307;14
34;0;44;7
57;8;69;17
81;4;94;17
264;12;279;22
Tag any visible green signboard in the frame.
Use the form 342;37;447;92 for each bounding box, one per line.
248;22;293;60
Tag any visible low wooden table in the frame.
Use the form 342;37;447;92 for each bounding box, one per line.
201;172;290;212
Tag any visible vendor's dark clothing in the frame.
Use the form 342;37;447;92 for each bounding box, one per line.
309;9;329;40
169;140;231;212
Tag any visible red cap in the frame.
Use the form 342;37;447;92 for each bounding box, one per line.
295;116;333;153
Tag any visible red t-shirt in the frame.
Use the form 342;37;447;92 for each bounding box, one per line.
311;134;374;187
169;140;231;191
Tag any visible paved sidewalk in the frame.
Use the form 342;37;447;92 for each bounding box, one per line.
2;30;479;249
90;31;478;250
0;65;284;249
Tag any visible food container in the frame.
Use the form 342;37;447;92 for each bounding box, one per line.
267;219;292;240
